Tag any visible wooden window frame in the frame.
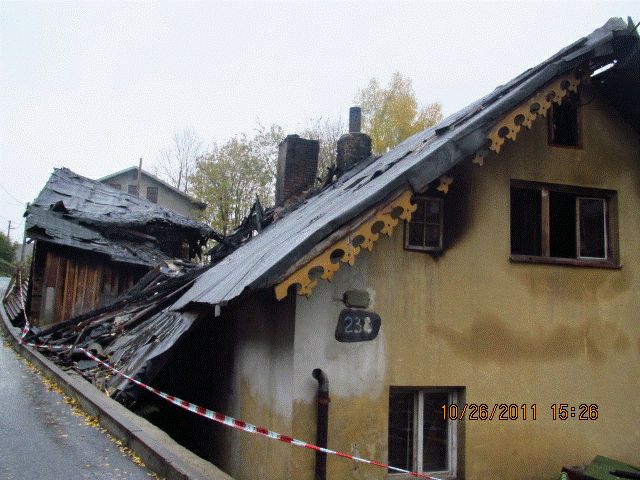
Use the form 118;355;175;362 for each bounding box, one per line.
388;387;461;480
547;95;583;149
510;180;619;268
404;196;444;253
127;184;139;197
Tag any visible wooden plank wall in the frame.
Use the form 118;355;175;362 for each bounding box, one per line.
34;245;145;326
29;242;46;324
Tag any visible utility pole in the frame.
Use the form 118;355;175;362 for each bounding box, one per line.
136;157;142;197
7;220;14;239
20;203;30;264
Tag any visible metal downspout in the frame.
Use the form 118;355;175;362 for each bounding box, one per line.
312;368;329;480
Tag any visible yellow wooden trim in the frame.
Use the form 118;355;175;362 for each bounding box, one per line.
275;189;416;300
275;72;583;300
481;70;582;158
436;175;453;194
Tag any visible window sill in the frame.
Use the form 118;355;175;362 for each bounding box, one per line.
548;142;583;150
404;245;443;253
510;255;621;269
388;474;456;480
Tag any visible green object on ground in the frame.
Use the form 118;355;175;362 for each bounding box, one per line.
583;455;640;480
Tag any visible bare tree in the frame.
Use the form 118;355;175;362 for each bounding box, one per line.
301;116;345;181
155;127;202;193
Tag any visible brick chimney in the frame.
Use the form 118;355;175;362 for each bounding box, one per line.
337;107;371;172
275;134;320;206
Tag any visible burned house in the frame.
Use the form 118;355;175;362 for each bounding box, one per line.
22;17;640;480
22;167;211;326
164;18;639;480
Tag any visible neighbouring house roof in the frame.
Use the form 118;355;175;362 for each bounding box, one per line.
171;17;639;310
26;207;170;266
25;168;213;266
99;167;207;210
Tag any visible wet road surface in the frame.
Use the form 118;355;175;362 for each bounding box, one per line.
0;337;156;480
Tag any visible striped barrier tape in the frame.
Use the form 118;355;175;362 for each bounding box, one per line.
17;269;30;342
79;348;441;479
14;272;441;479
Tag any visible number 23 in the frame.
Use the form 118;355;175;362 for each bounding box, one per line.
344;316;372;334
344;316;362;333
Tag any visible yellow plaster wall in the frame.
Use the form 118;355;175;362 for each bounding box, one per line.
215;292;297;480
287;89;640;480
223;90;639;480
291;255;390;480
370;90;640;479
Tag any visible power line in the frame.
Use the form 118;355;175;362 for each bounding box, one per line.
0;182;24;206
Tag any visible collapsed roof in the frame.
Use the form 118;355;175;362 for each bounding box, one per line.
25;168;213;266
21;17;640;402
23;260;208;402
172;17;640;310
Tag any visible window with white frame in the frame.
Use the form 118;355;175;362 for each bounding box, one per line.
404;196;444;252
510;180;618;267
388;387;461;478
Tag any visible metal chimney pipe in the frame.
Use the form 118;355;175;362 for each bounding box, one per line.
349;107;361;133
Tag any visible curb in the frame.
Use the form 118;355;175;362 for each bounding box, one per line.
0;303;233;480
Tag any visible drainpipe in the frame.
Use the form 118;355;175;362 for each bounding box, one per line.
312;368;329;480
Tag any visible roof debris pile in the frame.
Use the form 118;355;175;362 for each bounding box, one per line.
2;270;29;326
25;168;214;265
24;259;208;403
208;197;275;263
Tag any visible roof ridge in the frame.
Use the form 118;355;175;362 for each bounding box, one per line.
98;166;204;206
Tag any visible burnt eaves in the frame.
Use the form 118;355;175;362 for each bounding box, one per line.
170;17;640;311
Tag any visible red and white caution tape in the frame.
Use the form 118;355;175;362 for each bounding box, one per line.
78;348;440;478
16;269;30;342
14;273;441;480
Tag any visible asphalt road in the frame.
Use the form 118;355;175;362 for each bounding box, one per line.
0;337;156;480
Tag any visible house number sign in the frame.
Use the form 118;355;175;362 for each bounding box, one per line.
335;309;381;343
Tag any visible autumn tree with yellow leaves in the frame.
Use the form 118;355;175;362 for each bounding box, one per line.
179;73;441;235
356;72;443;154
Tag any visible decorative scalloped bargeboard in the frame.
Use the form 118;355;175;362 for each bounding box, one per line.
274;189;417;300
274;69;583;300
473;70;583;166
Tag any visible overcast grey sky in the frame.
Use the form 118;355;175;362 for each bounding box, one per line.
1;1;638;242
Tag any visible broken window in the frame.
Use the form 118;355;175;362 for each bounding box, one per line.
510;181;615;265
548;95;581;147
146;186;158;203
388;387;461;478
404;196;443;252
128;185;139;196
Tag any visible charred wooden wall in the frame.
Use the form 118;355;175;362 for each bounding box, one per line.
30;242;147;326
